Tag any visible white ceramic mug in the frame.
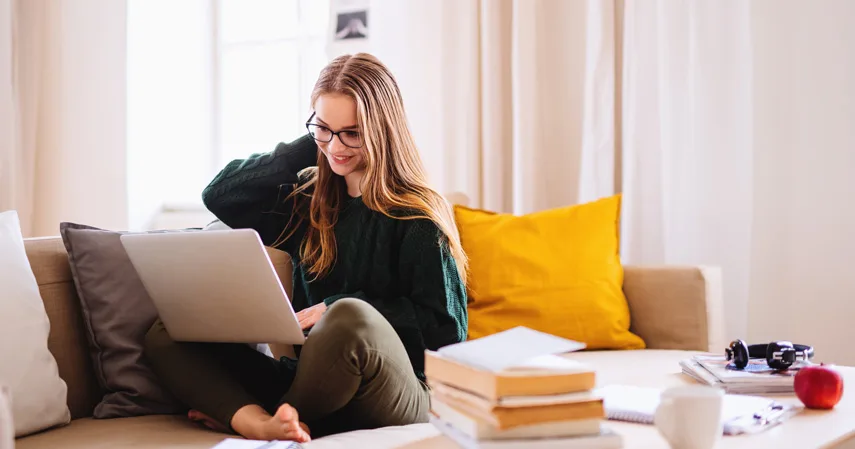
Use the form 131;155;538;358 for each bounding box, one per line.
0;385;13;449
654;385;724;449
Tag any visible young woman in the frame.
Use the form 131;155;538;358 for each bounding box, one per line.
143;53;468;443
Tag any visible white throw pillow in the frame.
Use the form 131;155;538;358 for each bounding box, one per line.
0;211;70;436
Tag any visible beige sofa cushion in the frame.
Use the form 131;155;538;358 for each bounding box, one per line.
623;265;723;352
24;237;103;419
15;415;438;449
15;415;223;449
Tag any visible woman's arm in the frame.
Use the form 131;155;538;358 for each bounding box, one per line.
202;134;317;247
396;219;468;350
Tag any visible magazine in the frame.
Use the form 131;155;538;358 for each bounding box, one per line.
679;356;805;395
695;356;800;384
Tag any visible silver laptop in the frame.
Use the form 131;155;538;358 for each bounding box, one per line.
120;228;306;345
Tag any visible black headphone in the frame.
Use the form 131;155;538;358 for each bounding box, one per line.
725;339;814;371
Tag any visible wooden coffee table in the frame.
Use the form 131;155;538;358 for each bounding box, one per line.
400;350;855;449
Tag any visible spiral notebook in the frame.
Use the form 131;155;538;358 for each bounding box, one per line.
597;385;800;435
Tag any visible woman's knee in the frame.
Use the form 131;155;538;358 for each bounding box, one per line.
322;298;378;329
314;298;387;344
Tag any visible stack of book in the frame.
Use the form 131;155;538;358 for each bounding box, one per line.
424;327;623;449
679;354;800;395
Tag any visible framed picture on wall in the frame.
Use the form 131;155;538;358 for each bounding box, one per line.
335;9;368;40
327;0;370;57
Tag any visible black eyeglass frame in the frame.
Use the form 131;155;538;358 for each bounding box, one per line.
305;112;364;149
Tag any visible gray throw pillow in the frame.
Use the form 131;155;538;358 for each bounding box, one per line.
59;223;189;418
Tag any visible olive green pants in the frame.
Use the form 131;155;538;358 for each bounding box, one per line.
143;298;430;437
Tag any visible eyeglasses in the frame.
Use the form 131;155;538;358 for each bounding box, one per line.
305;113;363;148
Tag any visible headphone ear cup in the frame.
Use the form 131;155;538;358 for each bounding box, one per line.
727;339;749;369
767;341;796;370
794;344;815;361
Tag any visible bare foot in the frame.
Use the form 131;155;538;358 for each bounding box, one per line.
230;404;311;443
268;404;311;443
188;409;229;433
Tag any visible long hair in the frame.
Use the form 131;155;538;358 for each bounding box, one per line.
275;53;468;283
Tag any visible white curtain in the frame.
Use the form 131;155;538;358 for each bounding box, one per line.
0;0;128;238
620;0;754;340
0;0;40;236
0;0;13;218
621;0;855;364
370;0;618;214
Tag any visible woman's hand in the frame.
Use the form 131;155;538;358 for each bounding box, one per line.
296;303;327;330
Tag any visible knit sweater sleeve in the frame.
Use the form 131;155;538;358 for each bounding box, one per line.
201;135;317;248
397;219;469;349
323;219;468;372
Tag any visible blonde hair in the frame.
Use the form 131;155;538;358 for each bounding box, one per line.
275;53;468;283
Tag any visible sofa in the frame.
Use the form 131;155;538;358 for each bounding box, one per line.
14;233;725;449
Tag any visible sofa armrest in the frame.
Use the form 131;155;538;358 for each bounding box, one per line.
623;266;724;353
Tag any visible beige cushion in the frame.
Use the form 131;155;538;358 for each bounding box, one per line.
15;415;223;449
24;237;102;419
13;417;438;449
15;414;439;449
0;212;70;436
14;418;440;449
623;265;724;352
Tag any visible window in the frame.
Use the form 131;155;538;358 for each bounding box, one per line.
127;0;331;230
216;0;330;164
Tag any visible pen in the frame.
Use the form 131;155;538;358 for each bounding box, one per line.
753;404;785;425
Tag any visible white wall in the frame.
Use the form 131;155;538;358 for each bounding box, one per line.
748;0;855;364
369;0;450;190
30;0;128;236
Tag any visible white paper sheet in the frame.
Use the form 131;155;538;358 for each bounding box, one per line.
210;438;302;449
437;326;586;372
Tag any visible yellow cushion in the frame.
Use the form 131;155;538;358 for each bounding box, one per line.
454;194;645;349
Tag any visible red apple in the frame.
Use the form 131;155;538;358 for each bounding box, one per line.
794;363;844;409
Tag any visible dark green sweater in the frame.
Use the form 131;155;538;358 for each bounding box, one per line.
201;134;468;380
